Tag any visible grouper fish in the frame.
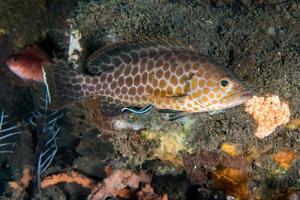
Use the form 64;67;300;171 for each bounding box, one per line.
42;37;252;116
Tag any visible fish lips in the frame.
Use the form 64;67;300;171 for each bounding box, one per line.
236;90;253;104
240;90;253;100
221;89;253;107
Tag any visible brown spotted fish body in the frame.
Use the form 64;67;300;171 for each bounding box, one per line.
42;38;252;114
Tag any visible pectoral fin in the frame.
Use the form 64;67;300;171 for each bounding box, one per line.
159;109;188;121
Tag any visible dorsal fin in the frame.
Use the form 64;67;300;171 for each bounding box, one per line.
88;36;192;61
86;36;193;74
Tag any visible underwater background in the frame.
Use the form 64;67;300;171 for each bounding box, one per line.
0;0;299;199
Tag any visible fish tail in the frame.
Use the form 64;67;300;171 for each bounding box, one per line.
42;61;88;110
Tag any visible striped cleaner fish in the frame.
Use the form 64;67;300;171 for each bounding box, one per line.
42;37;252;116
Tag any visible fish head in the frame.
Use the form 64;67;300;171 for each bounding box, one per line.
5;45;46;72
193;63;252;111
5;54;23;71
5;54;29;78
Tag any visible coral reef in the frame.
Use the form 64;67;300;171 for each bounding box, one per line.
8;167;32;199
272;150;296;170
41;171;95;189
36;167;168;200
182;151;248;185
9;168;32;192
137;184;168;200
286;118;300;131
259;161;300;200
182;150;300;200
88;169;151;200
220;143;243;156
142;129;189;169
245;95;290;138
212;167;249;200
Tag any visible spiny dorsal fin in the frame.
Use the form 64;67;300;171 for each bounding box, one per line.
86;36;194;74
89;36;192;60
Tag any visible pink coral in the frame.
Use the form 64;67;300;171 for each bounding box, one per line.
41;171;95;189
244;95;290;138
88;169;151;200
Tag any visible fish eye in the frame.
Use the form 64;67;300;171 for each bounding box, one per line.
218;77;231;88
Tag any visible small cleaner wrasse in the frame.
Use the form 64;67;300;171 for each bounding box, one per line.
42;38;252;115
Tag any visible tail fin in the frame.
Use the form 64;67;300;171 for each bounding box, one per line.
42;61;86;110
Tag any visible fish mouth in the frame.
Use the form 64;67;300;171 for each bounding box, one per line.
241;90;253;99
221;89;253;105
